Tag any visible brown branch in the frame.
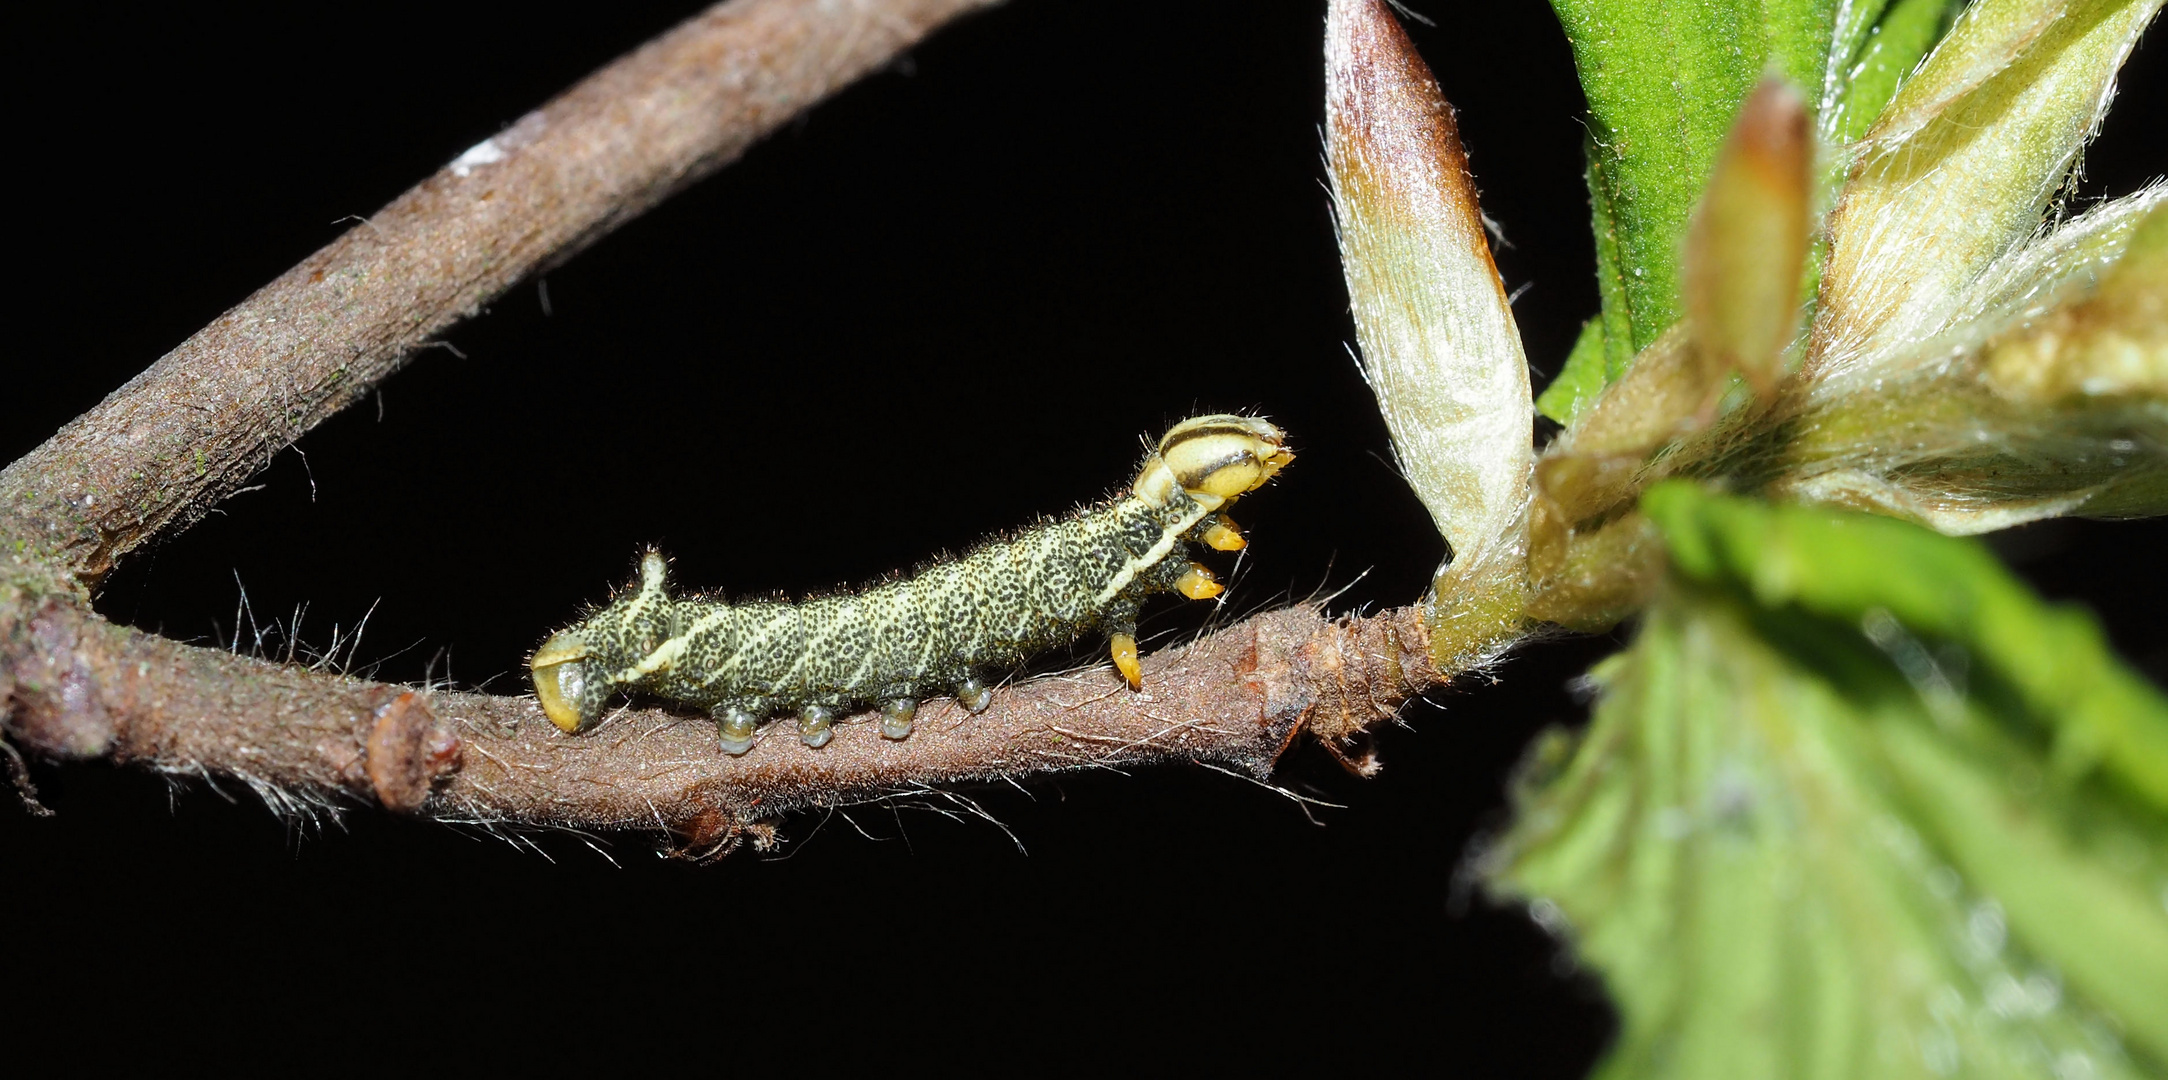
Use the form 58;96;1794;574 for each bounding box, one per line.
0;0;1450;850
0;0;1000;584
1;588;1437;851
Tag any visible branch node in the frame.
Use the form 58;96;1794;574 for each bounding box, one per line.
367;692;462;813
1297;608;1436;773
671;809;780;862
7;597;119;759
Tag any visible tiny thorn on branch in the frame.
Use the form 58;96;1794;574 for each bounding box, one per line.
0;589;1442;854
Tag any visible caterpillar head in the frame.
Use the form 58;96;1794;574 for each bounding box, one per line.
531;629;611;733
1135;414;1294;510
531;551;670;733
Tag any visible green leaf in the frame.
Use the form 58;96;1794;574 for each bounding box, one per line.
1538;317;1613;425
1814;0;2165;377
1549;0;1971;401
1549;0;1837;356
1588;131;1639;384
1644;482;2168;806
1487;485;2168;1076
1771;188;2168;533
1827;0;1964;142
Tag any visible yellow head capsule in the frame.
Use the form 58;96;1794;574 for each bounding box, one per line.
530;631;596;733
1134;414;1293;510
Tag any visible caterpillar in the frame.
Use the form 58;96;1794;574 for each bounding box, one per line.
529;414;1293;754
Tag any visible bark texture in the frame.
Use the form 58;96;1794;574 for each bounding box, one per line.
1;591;1434;852
0;0;1001;584
0;0;1448;851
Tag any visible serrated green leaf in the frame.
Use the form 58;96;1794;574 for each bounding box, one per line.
1644;482;2168;806
1488;485;2168;1076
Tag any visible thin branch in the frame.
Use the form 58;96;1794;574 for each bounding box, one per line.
0;593;1438;851
0;0;1000;584
0;0;1455;851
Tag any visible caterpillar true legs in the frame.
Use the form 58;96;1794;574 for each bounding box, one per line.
529;414;1292;754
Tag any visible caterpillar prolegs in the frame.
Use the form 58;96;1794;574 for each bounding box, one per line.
530;414;1293;754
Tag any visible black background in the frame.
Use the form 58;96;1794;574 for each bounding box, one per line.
8;1;2164;1071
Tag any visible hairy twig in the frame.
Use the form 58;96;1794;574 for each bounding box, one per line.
0;591;1436;852
0;0;1001;585
0;0;1454;850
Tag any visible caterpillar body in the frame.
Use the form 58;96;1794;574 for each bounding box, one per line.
530;414;1293;754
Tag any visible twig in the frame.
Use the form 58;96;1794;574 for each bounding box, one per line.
0;0;1001;585
0;591;1437;850
0;0;1456;852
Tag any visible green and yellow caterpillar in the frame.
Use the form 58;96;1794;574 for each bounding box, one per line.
530;414;1292;754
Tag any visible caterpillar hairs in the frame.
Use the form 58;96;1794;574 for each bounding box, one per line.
530;414;1293;754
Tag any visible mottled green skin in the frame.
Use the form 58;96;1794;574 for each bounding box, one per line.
550;491;1216;725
